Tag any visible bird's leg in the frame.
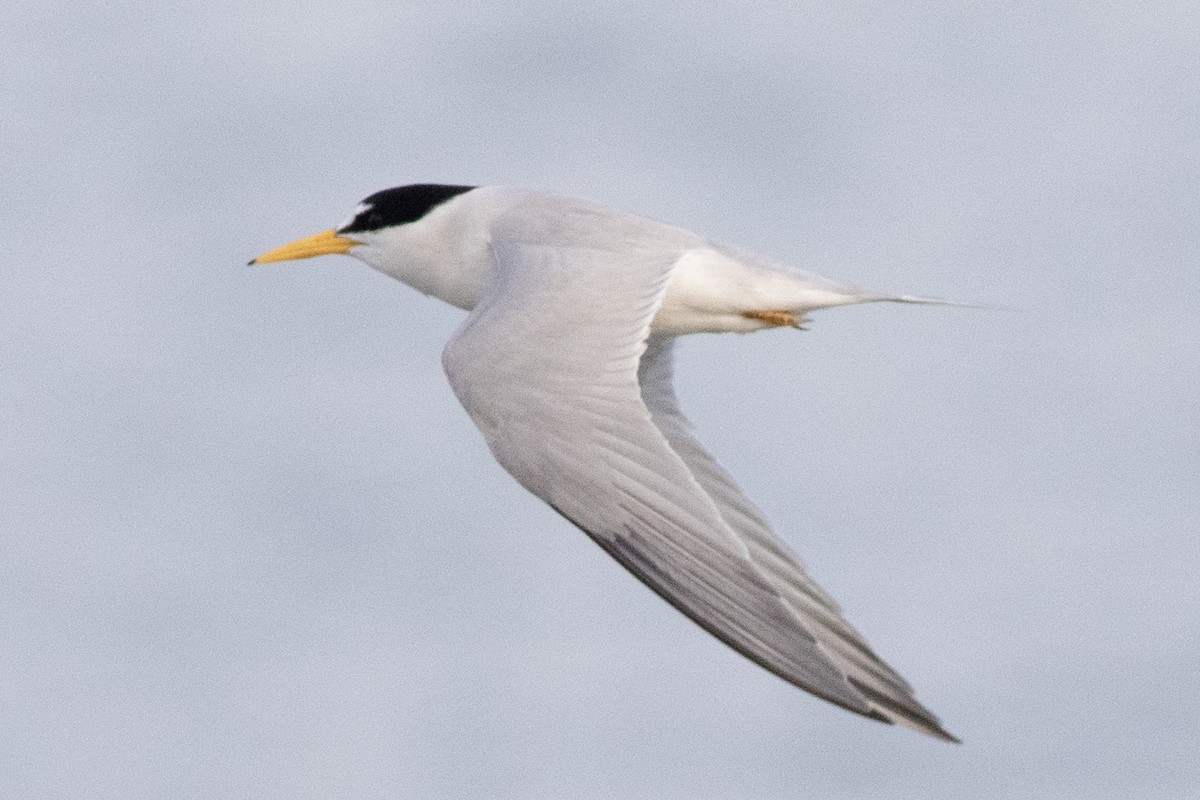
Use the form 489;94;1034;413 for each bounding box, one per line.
743;309;805;329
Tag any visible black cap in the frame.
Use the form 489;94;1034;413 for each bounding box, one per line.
337;184;476;233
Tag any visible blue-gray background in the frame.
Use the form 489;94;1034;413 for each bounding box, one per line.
4;3;1197;798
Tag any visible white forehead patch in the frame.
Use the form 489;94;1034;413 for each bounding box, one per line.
337;202;372;232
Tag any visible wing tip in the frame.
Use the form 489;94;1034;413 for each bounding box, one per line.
883;711;962;744
849;677;961;743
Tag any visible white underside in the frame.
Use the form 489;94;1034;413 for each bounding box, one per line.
650;248;876;335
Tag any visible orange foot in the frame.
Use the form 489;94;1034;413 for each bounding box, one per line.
742;309;802;328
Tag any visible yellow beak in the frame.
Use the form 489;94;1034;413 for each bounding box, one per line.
249;229;359;265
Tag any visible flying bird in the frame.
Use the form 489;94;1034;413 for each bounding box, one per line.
252;184;959;742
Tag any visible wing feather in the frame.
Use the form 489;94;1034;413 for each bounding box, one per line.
638;335;957;740
441;212;952;737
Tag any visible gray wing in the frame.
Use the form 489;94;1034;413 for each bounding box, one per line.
441;228;952;737
639;335;957;741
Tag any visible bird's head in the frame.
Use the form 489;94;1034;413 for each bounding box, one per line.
249;184;476;268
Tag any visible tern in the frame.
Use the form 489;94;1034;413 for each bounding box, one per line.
252;184;959;741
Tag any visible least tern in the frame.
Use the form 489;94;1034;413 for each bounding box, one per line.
253;184;960;741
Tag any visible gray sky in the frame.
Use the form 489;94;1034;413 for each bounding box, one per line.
3;2;1198;798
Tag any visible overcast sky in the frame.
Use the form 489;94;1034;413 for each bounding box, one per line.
3;2;1198;798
